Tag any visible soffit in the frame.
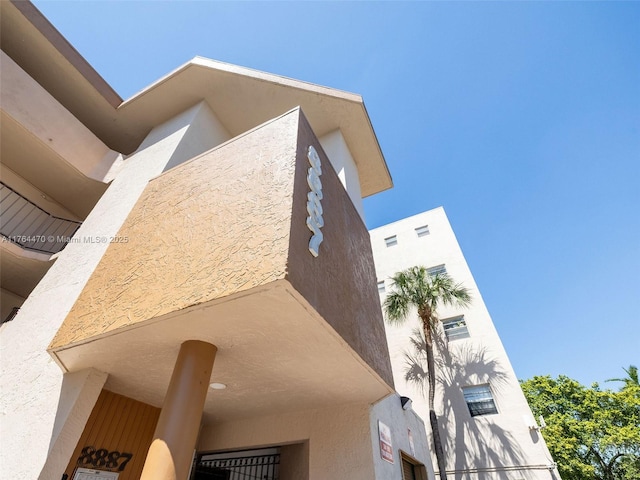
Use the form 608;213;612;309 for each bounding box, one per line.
49;280;393;423
1;112;107;219
0;242;53;298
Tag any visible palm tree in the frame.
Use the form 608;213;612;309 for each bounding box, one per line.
384;266;471;480
606;365;639;390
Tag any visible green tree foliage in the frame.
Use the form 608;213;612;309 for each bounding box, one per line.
521;375;640;480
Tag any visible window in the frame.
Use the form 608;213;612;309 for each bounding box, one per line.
385;235;398;247
415;225;430;237
442;316;469;341
400;452;428;480
377;280;386;293
427;264;447;277
463;385;498;416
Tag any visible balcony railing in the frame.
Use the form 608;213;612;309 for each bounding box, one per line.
0;182;81;254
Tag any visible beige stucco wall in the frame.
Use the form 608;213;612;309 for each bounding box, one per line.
0;166;82;221
50;109;299;348
0;101;232;479
197;395;434;480
0;51;113;182
198;403;376;480
50;107;394;390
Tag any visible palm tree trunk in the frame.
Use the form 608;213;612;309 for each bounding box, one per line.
422;316;448;480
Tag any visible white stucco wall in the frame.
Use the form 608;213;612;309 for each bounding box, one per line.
0;101;232;479
319;129;364;220
164;101;231;172
370;393;435;480
370;207;558;479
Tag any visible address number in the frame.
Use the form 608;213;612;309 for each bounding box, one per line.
77;446;133;472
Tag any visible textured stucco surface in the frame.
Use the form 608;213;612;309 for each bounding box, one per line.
0;101;227;480
51;110;299;348
287;113;394;388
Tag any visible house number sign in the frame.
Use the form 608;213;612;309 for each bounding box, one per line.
76;446;133;472
306;145;324;257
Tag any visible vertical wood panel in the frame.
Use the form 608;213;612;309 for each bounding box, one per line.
63;389;160;480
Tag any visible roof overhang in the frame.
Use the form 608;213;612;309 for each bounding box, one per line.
1;1;392;197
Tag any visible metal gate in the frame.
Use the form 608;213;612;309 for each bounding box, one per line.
194;448;280;480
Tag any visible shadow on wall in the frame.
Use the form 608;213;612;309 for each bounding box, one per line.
404;328;526;480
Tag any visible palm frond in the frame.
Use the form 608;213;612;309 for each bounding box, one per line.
404;351;429;392
606;364;639;389
383;291;411;325
383;266;472;327
408;327;427;352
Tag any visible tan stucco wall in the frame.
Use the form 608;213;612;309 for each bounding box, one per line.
52;108;393;392
198;403;376;480
51;110;300;348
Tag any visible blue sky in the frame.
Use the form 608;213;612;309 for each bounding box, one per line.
33;1;639;387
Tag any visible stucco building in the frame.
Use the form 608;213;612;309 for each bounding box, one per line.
0;2;433;479
370;208;560;480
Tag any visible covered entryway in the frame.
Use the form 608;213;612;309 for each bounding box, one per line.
193;448;280;480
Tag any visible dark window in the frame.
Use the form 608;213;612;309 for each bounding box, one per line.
400;452;427;480
463;385;498;416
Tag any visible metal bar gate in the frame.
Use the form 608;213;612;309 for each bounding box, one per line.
194;449;280;480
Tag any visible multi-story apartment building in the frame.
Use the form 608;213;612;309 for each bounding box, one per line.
370;208;560;480
0;2;433;479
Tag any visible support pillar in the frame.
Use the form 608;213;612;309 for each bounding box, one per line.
140;340;217;480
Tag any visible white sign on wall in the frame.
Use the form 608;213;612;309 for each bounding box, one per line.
73;468;119;480
378;420;394;464
306;145;324;257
